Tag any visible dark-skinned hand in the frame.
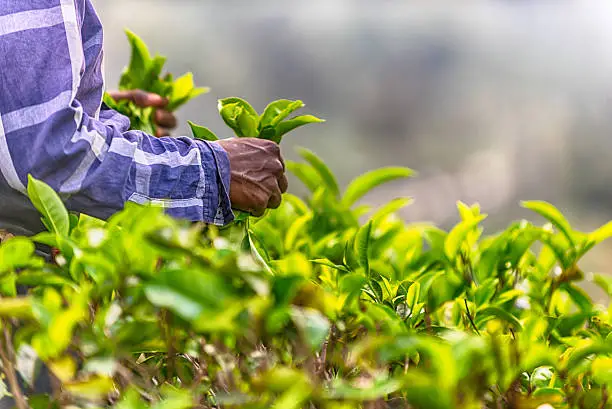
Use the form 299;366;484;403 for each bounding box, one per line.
106;90;177;137
215;138;288;217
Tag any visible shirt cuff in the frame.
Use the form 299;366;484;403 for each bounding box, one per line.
197;140;234;226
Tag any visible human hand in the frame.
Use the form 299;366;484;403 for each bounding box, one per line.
215;138;288;217
106;90;177;137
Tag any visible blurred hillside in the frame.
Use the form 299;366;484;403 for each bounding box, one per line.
94;0;612;278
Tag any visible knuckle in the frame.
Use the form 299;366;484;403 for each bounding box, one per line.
274;159;284;173
255;197;268;210
269;143;281;155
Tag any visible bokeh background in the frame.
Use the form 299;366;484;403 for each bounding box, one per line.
94;0;612;295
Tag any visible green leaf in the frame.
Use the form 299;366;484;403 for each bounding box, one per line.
475;306;522;329
272;275;306;306
588;221;612;245
290;307;330;351
325;376;405;402
124;29;151;88
269;100;304;128
259;99;298;128
565;342;612;372
218;99;259;137
144;285;203;320
271;381;313;409
474;279;498;306
218;102;242;135
64;375;115;402
286;161;322;193
369;197;413;227
561;283;593;312
342;167;415;208
405;281;421;311
311;259;350;273
591;357;612;385
27;175;70;236
0;237;36;273
0;296;34;319
355;222;373;275
275;115;324;142
521;201;575;247
297;148;340;197
593;273;612;297
339;273;367;295
285;213;312;251
247;227;275;274
188;121;219;141
402;374;453;409
167;73;209;111
444;215;487;262
219;97;258;117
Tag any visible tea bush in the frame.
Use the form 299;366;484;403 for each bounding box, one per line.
1;31;612;409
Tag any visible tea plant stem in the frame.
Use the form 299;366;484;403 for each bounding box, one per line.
464;299;480;336
161;310;177;381
424;309;433;334
600;385;608;409
0;321;29;409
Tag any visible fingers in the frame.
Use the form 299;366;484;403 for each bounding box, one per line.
267;184;283;209
155;127;172;138
250;207;266;218
220;137;290;216
154;109;178;129
278;173;288;193
109;90;168;108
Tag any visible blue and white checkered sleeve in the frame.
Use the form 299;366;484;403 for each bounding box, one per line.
0;0;234;225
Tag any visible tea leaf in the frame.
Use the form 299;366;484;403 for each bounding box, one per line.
369;197;413;227
125;29;151;87
286;161;322;193
588;220;612;245
342;167;414;207
188;121;219;141
297;148;340;197
276;115;325;141
356;221;373;275
444;215;487;262
522;201;575;247
475;306;522;329
260;99;297;128
27;175;70;236
290;307;330;351
270;100;304;128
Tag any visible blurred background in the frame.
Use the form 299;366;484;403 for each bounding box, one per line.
94;0;612;293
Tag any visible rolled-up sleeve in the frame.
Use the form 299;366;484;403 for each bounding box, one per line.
0;0;234;225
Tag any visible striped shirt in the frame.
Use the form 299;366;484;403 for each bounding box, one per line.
0;0;234;236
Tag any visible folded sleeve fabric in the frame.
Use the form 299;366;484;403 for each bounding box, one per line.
0;0;234;231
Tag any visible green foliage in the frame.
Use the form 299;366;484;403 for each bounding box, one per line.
4;163;612;409
210;97;324;143
103;30;209;135
185;97;324;143
4;27;612;409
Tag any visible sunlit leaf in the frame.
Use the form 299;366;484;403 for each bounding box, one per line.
342;167;415;208
290;307;331;351
27;175;70;236
444;215;487;262
297;148;340;198
188;121;219;141
521;200;576;247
